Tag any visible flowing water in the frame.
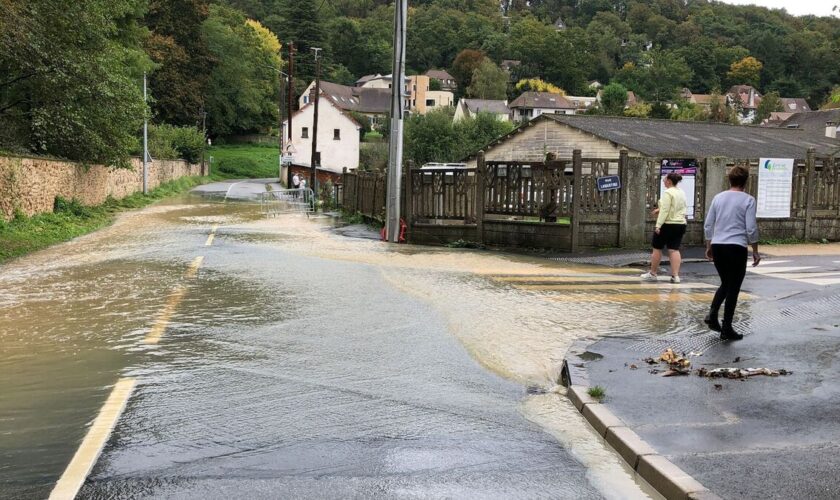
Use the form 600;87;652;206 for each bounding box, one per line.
0;186;725;498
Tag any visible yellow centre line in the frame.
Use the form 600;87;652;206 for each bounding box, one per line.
49;378;136;500
205;224;218;246
185;256;204;279
143;286;187;345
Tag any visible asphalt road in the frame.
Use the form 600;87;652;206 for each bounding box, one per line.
2;180;638;499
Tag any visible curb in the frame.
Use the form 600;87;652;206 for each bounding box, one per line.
561;349;723;500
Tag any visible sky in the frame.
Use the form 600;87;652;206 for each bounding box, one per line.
718;0;839;17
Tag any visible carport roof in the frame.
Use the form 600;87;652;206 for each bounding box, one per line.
540;114;839;158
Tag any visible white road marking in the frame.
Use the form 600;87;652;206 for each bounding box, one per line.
749;266;816;274
49;378;136;500
224;180;247;201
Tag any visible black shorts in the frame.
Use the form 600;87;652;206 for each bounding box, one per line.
652;223;686;250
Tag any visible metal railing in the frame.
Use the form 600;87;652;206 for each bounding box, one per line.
260;188;315;217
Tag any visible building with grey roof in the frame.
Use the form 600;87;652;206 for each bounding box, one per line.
453;99;510;122
779;109;840;137
466;114;839;166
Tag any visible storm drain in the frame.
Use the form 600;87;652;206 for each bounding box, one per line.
627;292;840;355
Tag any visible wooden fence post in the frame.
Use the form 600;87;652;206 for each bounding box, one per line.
341;167;347;208
804;147;816;240
475;151;486;244
571;149;582;252
404;161;414;242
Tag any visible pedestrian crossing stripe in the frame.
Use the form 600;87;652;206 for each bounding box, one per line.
513;282;716;291
748;262;840;286
547;292;723;303
493;275;676;283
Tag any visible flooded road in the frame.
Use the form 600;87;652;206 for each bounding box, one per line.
0;180;711;499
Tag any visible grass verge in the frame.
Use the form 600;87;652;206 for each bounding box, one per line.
0;175;213;264
209;143;280;179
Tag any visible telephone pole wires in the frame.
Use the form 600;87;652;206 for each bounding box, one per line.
309;47;322;198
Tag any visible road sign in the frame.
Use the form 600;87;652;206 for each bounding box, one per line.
281;154;294;165
596;175;621;192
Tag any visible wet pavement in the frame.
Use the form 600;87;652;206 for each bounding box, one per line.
1;180;663;499
577;253;840;499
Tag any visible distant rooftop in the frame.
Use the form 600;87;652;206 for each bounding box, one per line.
509;92;575;110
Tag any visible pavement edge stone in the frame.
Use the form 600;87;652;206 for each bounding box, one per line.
561;350;717;500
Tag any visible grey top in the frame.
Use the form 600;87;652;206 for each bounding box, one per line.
704;190;759;247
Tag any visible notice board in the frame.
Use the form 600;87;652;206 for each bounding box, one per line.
756;158;794;218
660;159;697;220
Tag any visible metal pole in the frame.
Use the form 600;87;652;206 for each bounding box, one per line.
278;50;285;183
287;42;294;143
386;0;407;243
310;47;322;199
143;72;149;194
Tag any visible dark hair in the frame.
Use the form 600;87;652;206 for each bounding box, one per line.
666;173;682;185
728;166;749;188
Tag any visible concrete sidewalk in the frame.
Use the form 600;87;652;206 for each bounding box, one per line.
564;249;840;499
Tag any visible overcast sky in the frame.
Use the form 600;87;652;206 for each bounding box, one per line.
718;0;839;17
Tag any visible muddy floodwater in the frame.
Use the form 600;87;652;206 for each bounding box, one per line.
0;184;727;498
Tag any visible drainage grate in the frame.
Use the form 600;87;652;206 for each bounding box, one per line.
627;292;840;355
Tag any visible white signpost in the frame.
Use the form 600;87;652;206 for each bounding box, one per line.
757;158;794;218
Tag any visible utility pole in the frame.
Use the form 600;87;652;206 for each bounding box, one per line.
201;107;207;176
142;72;149;195
310;47;322;199
287;42;295;188
278;48;285;183
385;0;407;243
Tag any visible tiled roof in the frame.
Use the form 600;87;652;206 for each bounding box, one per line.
779;109;840;134
462;99;509;115
543;114;838;157
509;92;575;110
318;81;390;114
779;98;811;113
424;69;454;81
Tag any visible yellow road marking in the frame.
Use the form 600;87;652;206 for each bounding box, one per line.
144;286;187;345
205;233;215;246
210;224;218;234
515;282;716;291
49;378;136;500
185;256;204;279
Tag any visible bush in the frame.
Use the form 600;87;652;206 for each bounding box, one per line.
53;197;93;217
360;142;389;171
147;124;206;163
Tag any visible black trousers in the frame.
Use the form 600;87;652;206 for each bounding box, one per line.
710;244;748;326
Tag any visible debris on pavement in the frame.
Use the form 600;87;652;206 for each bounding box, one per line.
659;348;691;369
697;367;792;379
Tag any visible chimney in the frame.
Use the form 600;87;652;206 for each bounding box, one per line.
827;121;838;140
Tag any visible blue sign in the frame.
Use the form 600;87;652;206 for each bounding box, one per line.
596;175;621;192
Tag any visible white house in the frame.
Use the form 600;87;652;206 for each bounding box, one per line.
509;92;577;122
453;99;510;122
284;96;361;173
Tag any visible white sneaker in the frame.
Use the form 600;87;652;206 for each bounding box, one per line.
640;271;658;282
670;276;681;284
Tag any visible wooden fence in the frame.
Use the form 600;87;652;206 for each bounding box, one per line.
337;148;840;249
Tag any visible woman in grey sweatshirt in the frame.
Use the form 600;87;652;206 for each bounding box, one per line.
703;165;761;340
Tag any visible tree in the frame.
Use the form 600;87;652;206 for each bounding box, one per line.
671;102;708;122
727;56;763;88
202;5;283;136
753;91;782;124
0;0;152;165
467;60;508;100
623;103;652;118
515;79;566;95
451;49;486;93
600;83;628;115
277;0;325;85
145;0;214;128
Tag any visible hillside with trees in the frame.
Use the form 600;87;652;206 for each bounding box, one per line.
1;0;839;164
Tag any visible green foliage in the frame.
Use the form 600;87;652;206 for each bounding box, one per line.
614;49;693;104
0;0;152;166
623;103;652;118
209;143;279;178
753;91;783;124
649;102;672;119
203;4;282;137
146;124;206;163
600;83;628;115
0;176;210;264
359;142;388;171
587;386;606;400
451;49;486;92
671;102;709;122
429;78;443;91
467;60;508;100
404;109;514;166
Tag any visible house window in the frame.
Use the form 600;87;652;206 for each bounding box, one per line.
302;127;309;138
333;128;341;140
303;95;309;104
426;99;436;107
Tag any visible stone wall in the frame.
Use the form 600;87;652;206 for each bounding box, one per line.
0;155;202;220
484;220;571;249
